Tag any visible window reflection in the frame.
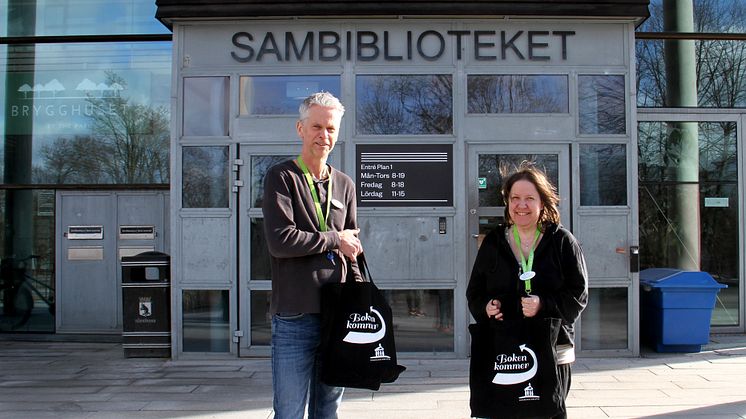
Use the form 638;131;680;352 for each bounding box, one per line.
250;290;271;345
182;289;230;352
183;77;229;137
1;42;171;184
182;146;229;208
579;144;627;206
478;154;558;207
250;218;271;281
467;75;568;113
246;289;454;351
581;288;628;350
251;155;293;208
578;75;625;135
383;289;454;352
0;190;55;332
0;0;169;36
638;121;739;326
239;76;340;115
356;75;453;135
636;1;746;108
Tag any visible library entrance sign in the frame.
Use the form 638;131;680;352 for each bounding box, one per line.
356;144;453;207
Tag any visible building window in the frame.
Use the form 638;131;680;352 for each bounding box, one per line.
467;74;568;114
183;77;229;137
182;289;230;352
0;0;169;36
182;146;229;208
579;144;627;206
581;287;628;350
1;42;171;185
638;121;738;326
636;1;746;108
636;39;746;108
478;153;559;208
239;75;340;115
250;290;271;345
355;74;453;135
250;155;293;207
578;75;626;135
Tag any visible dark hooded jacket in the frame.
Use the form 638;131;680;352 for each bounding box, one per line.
466;223;588;348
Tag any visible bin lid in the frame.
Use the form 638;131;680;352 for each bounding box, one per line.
640;268;727;289
121;251;170;264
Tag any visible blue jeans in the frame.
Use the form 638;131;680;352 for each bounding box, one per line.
271;313;344;419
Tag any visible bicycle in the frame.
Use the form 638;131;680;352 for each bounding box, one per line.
0;255;55;330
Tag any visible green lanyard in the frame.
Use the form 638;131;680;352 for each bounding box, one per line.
297;156;333;232
513;225;540;294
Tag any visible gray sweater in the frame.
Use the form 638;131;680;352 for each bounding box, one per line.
262;159;361;314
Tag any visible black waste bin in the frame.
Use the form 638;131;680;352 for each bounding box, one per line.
121;251;171;357
640;268;726;353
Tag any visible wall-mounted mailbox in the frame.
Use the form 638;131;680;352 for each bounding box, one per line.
67;225;104;240
119;225;156;240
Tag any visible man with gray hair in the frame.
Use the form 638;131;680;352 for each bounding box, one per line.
262;92;362;418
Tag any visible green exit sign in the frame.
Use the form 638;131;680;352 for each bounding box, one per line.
478;177;487;189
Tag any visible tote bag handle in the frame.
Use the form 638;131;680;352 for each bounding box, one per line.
344;253;373;284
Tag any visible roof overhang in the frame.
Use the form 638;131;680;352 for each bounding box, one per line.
156;1;650;30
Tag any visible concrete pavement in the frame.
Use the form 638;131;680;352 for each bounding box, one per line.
1;335;745;418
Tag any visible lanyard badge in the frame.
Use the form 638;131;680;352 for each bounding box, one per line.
513;225;540;295
297;156;333;232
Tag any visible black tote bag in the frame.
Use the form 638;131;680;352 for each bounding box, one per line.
320;253;406;390
469;316;564;419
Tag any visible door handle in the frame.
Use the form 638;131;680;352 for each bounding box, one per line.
471;234;479;239
630;246;640;273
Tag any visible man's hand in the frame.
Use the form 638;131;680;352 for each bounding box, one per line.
338;229;362;260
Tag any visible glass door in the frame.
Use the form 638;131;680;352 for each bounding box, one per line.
467;144;571;249
467;142;640;355
237;145;295;355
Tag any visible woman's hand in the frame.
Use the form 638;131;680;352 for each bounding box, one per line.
485;299;503;320
521;295;541;318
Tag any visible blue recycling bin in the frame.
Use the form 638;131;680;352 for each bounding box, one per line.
640;269;726;353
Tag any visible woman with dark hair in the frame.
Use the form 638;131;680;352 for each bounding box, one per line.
466;162;588;418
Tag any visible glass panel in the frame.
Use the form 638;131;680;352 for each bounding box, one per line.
0;0;169;36
579;144;627;206
638;0;746;34
581;287;628;350
638;121;739;326
182;289;230;352
467;75;568;113
578;75;626;135
239;76;340;115
250;290;271;345
0;189;55;332
247;289;455;351
636;39;746;108
478;154;559;207
385;289;454;352
0;42;171;184
477;216;504;249
250;218;271;281
356;75;453;135
183;77;229;137
251;155;293;208
182;146;229;208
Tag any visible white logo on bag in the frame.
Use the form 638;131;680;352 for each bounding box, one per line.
491;344;538;385
518;383;540;401
343;306;386;344
370;343;391;361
